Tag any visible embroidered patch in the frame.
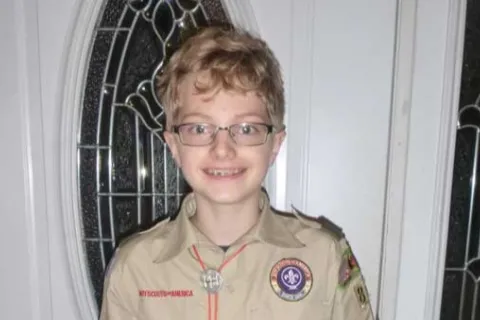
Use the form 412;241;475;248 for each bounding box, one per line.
138;289;194;298
354;285;369;307
338;247;360;287
270;258;313;301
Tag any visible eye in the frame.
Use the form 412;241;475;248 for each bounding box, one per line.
238;123;259;135
194;124;207;134
185;124;210;135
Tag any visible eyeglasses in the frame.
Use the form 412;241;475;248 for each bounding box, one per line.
172;122;275;146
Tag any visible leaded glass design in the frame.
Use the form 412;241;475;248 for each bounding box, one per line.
441;0;480;318
78;0;229;308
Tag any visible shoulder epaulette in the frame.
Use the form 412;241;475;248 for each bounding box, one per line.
291;205;344;240
316;215;344;240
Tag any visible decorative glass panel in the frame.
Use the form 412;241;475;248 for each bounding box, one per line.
78;0;229;309
441;0;480;318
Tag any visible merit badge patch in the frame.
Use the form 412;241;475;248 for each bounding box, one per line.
270;258;313;301
338;247;360;287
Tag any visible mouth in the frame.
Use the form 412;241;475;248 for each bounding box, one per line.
203;168;246;178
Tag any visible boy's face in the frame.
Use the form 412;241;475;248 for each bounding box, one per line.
164;75;285;206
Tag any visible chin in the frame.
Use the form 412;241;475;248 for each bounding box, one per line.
194;184;262;206
203;192;246;205
208;193;260;206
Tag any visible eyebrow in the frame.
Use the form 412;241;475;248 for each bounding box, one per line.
232;112;268;120
179;111;268;123
179;112;213;122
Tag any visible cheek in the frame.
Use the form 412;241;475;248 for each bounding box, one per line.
164;134;182;166
176;148;200;168
245;147;275;169
175;150;199;186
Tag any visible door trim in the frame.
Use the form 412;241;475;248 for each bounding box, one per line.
221;0;259;35
60;1;103;319
284;0;316;212
375;0;466;318
376;0;416;318
389;0;467;318
424;0;466;319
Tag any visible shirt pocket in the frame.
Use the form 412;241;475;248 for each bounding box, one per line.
137;296;206;319
248;299;332;320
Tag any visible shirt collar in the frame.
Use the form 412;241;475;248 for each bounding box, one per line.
247;192;305;248
153;191;304;263
153;193;198;263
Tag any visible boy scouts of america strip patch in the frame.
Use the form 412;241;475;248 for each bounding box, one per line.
270;258;313;301
338;247;360;287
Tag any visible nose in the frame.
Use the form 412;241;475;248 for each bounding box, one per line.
210;128;236;159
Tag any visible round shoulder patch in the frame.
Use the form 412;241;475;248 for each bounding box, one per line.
270;258;313;301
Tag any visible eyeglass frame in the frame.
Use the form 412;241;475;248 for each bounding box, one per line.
171;122;276;146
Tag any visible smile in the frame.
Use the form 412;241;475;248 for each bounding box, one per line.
204;168;245;177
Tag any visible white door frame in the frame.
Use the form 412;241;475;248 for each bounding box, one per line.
386;0;466;319
417;0;467;319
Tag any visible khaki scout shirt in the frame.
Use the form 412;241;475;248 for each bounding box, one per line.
100;192;374;320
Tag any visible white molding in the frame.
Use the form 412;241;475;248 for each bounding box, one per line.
380;0;466;318
377;1;417;319
285;0;315;212
424;0;466;319
15;0;52;318
60;1;104;319
221;0;260;35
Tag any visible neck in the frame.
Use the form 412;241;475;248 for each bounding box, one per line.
191;192;262;246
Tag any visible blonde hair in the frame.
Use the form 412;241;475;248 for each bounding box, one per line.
156;24;285;129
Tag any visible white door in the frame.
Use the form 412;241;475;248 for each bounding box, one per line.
253;2;397;314
252;1;465;319
256;0;396;307
1;0;464;319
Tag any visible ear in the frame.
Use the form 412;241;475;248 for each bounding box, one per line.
164;131;182;168
269;130;286;165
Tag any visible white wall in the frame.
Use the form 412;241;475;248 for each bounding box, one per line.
1;0;83;318
1;0;54;318
1;2;37;318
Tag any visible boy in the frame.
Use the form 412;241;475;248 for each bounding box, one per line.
100;24;374;319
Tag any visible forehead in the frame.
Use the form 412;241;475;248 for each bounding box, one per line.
176;73;268;120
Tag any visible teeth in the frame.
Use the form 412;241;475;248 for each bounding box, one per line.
206;169;242;176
